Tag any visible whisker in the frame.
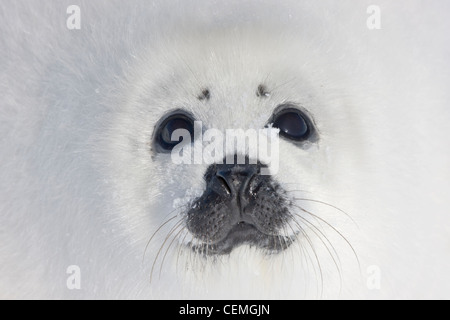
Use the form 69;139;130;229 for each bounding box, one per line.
292;203;360;270
143;213;179;264
285;214;326;297
159;225;186;280
150;218;184;284
283;187;313;193
296;224;323;297
293;197;358;227
289;212;343;290
297;229;314;297
290;212;341;268
176;229;190;273
281;217;299;272
271;77;297;92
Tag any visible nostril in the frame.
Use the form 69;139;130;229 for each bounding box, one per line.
216;174;232;195
204;160;266;200
246;172;259;196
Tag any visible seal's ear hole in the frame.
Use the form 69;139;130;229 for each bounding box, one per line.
198;88;210;101
256;84;270;97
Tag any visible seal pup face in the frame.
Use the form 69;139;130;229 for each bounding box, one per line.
107;29;363;294
151;99;319;255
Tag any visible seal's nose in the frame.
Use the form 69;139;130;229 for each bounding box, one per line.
215;165;257;198
204;157;262;223
186;155;289;254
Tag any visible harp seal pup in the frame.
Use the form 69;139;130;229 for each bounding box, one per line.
0;1;449;299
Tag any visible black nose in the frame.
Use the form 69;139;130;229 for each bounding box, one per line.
204;159;262;215
186;156;291;254
213;164;257;195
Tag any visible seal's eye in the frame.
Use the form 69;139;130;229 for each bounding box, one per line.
154;111;195;152
271;107;312;141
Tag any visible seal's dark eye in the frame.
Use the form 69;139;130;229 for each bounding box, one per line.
154;111;195;152
271;107;312;141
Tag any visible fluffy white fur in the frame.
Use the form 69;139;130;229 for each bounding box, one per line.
1;0;450;299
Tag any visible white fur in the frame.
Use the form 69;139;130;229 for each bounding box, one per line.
1;0;450;299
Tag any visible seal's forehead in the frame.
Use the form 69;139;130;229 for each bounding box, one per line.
131;30;322;131
136;54;286;129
